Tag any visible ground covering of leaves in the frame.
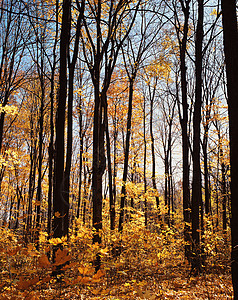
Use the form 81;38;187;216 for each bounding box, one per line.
0;219;232;299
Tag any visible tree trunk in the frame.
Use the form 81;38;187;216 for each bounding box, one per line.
220;147;227;232
47;0;58;236
26;117;37;242
53;0;71;239
36;70;44;248
191;0;204;273
77;114;83;218
92;86;105;270
105;100;115;231
202;137;210;215
221;0;238;297
64;0;84;230
118;76;135;232
149;84;160;213
143;96;147;228
176;0;191;261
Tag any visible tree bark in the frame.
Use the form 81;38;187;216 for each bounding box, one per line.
105;100;115;231
64;0;85;230
53;0;71;239
221;0;238;297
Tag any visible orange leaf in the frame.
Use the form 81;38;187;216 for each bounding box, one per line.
92;269;105;280
54;249;71;266
80;277;91;284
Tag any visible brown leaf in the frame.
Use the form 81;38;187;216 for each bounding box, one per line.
53;249;71;266
17;276;39;290
38;254;51;268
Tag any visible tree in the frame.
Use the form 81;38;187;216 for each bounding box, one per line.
191;0;204;273
172;0;192;261
221;0;238;297
81;0;141;269
63;0;85;235
53;0;71;238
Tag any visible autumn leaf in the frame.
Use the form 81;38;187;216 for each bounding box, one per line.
80;277;91;284
16;276;39;290
38;254;51;268
53;248;71;266
78;266;94;276
92;269;105;280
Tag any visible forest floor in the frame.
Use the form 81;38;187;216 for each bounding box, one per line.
60;269;232;300
0;220;233;299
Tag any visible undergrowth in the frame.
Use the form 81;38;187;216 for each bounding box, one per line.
0;216;232;299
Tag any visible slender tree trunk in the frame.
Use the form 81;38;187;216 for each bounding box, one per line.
202;136;210;215
77;120;83;218
26;119;37;242
176;0;191;261
0;112;5;153
164;154;169;224
143;97;147;228
119;76;135;232
149;85;160;211
113;105;118;224
77;73;83;218
105;100;115;230
48;0;58;236
220;147;227;232
191;0;204;273
36;72;44;248
14;185;22;230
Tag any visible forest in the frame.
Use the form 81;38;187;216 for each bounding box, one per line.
0;0;238;299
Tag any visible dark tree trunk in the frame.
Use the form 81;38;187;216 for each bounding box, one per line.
77;69;84;219
149;85;160;211
164;153;169;224
92;86;105;270
166;109;174;226
26;118;37;241
143;97;147;228
48;0;59;236
64;0;84;230
105;100;115;231
0;112;5;153
220;147;227;232
202;136;210;215
36;70;44;248
202;94;211;216
14;186;22;230
221;0;238;297
118;76;135;232
113;105;118;224
191;0;204;273
77;113;83;218
53;0;71;239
